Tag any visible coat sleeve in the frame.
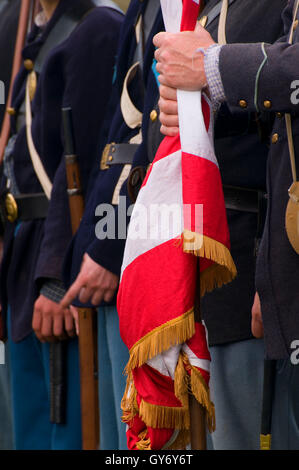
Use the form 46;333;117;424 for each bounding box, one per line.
219;0;298;114
34;8;123;285
85;182;129;277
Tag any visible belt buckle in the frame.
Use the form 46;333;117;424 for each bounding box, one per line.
100;142;115;170
5;193;18;223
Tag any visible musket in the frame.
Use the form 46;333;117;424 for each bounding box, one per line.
62;107;99;450
50;340;67;424
260;359;276;450
0;0;35;164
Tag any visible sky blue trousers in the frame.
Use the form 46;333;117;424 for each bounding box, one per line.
97;306;129;450
7;308;82;450
207;338;299;450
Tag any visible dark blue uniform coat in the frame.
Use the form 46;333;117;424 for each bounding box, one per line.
199;0;286;346
0;0;20;127
0;0;123;342
63;0;164;300
219;0;299;358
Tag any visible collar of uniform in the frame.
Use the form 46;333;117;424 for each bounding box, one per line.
22;0;83;63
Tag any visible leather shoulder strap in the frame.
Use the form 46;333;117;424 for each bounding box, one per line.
285;0;299;184
25;5;98;198
200;0;236;29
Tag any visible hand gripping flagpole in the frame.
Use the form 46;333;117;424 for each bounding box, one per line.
188;0;229;450
187;0;210;450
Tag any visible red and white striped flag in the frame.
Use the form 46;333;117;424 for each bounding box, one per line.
117;0;237;450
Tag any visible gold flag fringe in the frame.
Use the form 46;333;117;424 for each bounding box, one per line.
136;430;151;450
121;350;216;450
121;229;230;449
139;399;190;430
126;309;195;374
182;352;216;433
182;230;237;297
121;373;138;424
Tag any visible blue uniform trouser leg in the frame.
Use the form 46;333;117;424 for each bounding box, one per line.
97;306;129;450
7;309;82;449
0;340;14;449
271;359;299;450
208;338;264;450
43;339;82;450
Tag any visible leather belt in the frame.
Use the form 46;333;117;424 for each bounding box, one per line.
4;192;49;223
100;142;139;170
223;185;266;213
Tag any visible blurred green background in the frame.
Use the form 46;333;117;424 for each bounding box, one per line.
115;0;130;12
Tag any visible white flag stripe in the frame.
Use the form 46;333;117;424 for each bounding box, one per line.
160;0;182;33
178;89;217;166
121;149;183;278
147;345;182;380
183;344;210;373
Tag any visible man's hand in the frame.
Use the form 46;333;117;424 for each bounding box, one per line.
60;253;119;309
251;291;264;338
32;295;76;343
153;24;215;91
159;85;179;136
69;305;79;336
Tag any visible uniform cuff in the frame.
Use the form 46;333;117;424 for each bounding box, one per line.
40;279;66;304
203;44;226;110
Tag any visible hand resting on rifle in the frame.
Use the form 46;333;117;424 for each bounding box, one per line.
60;253;119;309
32;295;76;343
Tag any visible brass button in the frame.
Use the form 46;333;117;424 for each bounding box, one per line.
271;133;279;144
239;99;247;109
150;110;158;122
24;59;34;71
199;15;208;28
263;100;272;109
5;193;18;223
6;107;16;116
294;19;298;30
276;112;283;119
108;155;113;162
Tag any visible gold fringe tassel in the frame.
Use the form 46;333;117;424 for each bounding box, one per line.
122;351;215;450
182;230;237;296
136;430;151;450
190;366;216;433
182;351;216;433
126;308;195;374
121;373;138;424
139;399;190;430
